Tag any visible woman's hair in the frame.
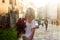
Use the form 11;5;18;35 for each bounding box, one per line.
25;8;35;20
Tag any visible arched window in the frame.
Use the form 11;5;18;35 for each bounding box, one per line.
2;0;5;3
9;0;12;4
9;0;16;5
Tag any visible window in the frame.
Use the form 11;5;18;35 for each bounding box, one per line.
9;0;12;4
2;0;5;3
9;0;16;5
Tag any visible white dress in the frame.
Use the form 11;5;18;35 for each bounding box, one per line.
24;20;35;40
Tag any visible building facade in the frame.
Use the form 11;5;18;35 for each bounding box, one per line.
57;2;60;26
0;0;21;27
0;0;10;15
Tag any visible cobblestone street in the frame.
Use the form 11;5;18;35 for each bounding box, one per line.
34;24;60;40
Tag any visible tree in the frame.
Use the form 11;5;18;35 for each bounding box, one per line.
37;8;43;20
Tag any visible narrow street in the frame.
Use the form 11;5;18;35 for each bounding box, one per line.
34;24;60;40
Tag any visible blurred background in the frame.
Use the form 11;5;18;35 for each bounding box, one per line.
0;0;60;40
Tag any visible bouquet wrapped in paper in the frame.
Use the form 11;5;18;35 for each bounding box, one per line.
16;18;26;38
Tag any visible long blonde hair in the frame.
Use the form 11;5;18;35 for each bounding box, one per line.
25;8;35;21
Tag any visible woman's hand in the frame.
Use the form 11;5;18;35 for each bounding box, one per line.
23;36;29;40
29;28;35;40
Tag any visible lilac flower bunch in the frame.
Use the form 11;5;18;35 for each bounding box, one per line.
16;18;26;34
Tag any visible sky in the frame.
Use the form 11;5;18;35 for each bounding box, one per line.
30;0;58;8
20;0;58;19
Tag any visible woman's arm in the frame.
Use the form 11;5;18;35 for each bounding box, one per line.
29;28;35;40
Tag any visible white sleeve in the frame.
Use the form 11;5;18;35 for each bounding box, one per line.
31;20;35;28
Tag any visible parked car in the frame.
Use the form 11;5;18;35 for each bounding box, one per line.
35;20;39;29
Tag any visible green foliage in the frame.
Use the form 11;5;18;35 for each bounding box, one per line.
37;8;43;19
37;12;42;19
0;28;17;40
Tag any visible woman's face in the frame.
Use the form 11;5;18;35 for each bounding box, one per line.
25;9;30;18
25;10;32;22
26;9;30;15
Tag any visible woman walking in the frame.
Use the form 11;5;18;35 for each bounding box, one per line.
23;8;36;40
44;19;48;31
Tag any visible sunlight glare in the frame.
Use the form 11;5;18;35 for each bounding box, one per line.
31;0;58;8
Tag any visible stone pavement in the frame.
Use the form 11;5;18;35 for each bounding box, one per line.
34;24;60;40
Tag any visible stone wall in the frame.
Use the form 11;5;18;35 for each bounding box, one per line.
57;2;60;26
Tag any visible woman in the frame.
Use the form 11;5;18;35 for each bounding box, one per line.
44;19;48;31
23;8;35;40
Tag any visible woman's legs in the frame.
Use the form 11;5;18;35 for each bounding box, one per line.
45;24;48;31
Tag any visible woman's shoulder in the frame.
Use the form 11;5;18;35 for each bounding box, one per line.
32;19;35;22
